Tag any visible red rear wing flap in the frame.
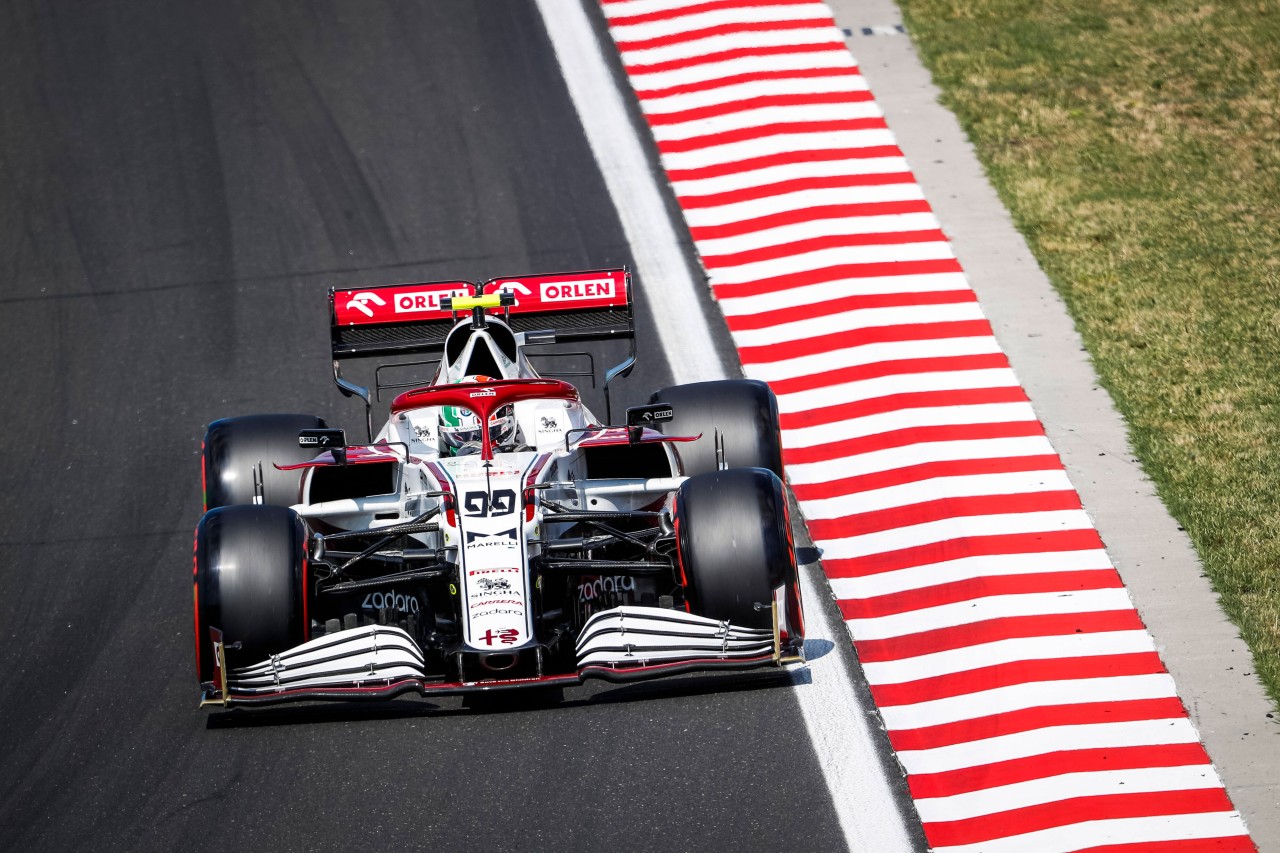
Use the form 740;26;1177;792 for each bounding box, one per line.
483;269;628;314
333;280;473;327
330;268;633;359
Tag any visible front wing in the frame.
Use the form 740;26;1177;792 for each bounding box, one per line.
200;606;804;707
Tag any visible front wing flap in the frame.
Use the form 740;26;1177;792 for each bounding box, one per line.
576;607;775;666
199;605;804;707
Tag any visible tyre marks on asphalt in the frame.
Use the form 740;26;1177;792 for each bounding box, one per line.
596;1;1257;850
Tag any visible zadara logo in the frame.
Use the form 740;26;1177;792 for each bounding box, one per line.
577;575;636;602
346;291;387;318
472;607;523;618
362;591;420;614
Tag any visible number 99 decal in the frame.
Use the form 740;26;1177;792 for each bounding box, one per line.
463;489;517;517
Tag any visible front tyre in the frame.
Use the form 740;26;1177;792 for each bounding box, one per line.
675;468;797;629
650;379;783;478
202;413;327;509
193;504;308;683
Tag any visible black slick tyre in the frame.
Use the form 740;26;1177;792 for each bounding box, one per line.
674;468;796;629
202;413;326;509
650;379;783;478
193;504;308;682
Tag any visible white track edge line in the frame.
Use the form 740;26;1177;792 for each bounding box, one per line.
535;0;721;387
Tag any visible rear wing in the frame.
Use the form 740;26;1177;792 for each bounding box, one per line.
329;268;637;435
330;267;634;359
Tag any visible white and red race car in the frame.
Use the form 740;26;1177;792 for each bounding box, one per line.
194;268;804;706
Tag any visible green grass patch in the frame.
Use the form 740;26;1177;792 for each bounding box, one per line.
895;0;1280;706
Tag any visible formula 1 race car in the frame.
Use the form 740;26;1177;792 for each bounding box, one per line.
193;268;804;706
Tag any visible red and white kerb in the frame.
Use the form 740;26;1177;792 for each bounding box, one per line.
599;1;1255;850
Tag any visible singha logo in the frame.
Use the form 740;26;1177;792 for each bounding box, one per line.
539;416;559;432
475;578;512;592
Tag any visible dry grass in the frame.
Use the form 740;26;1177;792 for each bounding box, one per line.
896;0;1280;705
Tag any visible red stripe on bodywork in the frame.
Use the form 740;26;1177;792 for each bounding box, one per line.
301;537;311;642
192;526;202;679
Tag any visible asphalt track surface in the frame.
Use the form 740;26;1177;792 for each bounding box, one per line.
0;3;898;851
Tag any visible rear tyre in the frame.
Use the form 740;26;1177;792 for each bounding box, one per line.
193;504;308;683
202;413;326;509
650;380;783;478
675;468;796;629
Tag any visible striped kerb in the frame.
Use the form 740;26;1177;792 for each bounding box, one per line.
597;1;1257;850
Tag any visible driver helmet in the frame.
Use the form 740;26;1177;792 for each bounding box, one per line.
438;375;517;457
